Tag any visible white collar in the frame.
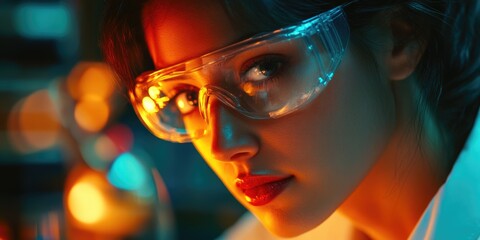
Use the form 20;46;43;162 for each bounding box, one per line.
409;108;480;239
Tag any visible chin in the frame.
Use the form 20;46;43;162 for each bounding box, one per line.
265;221;312;238
270;228;306;238
259;210;318;238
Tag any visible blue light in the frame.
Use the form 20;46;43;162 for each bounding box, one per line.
286;21;315;38
108;153;147;192
14;3;71;39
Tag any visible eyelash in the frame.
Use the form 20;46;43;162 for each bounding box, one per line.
241;54;287;75
240;54;288;89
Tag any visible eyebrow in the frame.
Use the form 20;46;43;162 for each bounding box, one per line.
154;31;262;71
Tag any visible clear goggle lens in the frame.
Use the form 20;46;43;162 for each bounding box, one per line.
130;6;349;142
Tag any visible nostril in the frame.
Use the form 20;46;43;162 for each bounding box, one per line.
230;152;253;161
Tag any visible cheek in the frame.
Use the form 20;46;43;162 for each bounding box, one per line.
323;52;395;182
262;47;396;197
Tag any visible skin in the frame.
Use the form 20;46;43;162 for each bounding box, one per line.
142;0;452;238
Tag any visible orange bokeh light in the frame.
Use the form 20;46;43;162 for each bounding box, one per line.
67;180;106;225
67;62;115;101
78;66;115;100
74;96;110;132
64;165;153;237
7;89;61;152
66;62;118;133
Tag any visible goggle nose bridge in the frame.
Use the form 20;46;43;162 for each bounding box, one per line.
198;85;244;124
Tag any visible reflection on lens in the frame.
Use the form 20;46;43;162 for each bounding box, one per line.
142;97;158;113
148;86;160;99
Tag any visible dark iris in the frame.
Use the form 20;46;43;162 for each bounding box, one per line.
241;54;287;83
258;60;282;78
186;91;198;106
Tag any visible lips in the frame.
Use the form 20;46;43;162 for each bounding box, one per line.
235;174;293;206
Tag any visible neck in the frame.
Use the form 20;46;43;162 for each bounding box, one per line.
338;78;454;240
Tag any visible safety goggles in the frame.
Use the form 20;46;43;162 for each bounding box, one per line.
130;6;350;143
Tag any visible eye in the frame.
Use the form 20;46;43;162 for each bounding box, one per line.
174;90;198;115
242;55;286;82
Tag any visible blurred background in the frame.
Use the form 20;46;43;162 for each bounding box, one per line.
0;0;245;239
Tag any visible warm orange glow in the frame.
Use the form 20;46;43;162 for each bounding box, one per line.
74;96;110;132
7;90;61;152
142;97;158;113
64;165;155;237
67;62;115;100
67;181;106;224
148;86;160;99
157;96;170;109
78;66;115;99
177;98;186;109
242;82;255;96
7;98;29;153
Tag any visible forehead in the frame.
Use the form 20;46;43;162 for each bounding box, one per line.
142;0;256;69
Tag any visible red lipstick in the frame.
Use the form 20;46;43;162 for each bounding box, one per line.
235;174;293;206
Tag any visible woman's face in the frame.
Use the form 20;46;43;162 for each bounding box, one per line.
143;0;396;237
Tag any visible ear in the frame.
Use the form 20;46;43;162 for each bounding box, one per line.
387;18;426;81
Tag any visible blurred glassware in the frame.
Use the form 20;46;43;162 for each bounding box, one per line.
16;62;177;240
63;157;175;240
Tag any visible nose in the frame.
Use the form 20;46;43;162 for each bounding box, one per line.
206;97;259;162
